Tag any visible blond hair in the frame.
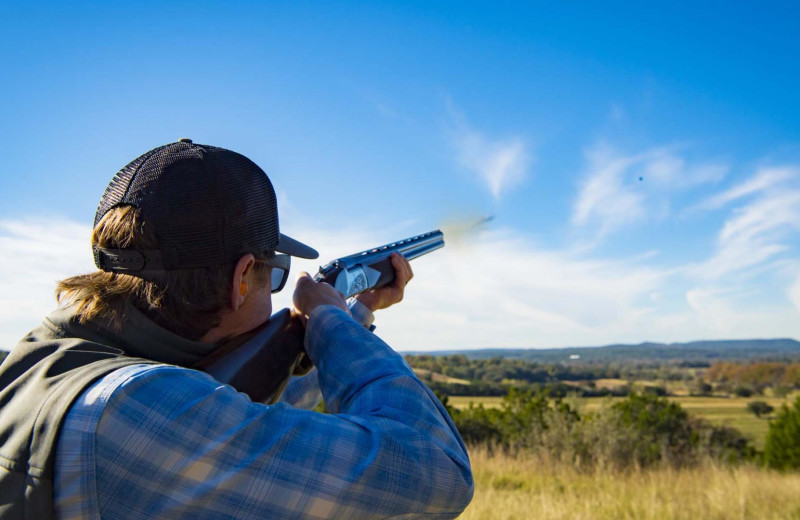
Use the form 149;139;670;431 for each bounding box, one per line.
56;205;267;340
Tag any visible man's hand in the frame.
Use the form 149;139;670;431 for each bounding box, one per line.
292;272;350;326
355;252;414;313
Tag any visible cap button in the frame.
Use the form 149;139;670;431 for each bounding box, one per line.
178;138;193;143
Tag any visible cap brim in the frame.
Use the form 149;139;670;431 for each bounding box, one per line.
275;233;319;259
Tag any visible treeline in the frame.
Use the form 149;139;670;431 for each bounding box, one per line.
443;390;755;470
413;338;800;364
426;380;636;398
409;355;800;398
704;362;800;394
406;355;688;397
407;354;621;383
406;354;700;384
408;354;629;397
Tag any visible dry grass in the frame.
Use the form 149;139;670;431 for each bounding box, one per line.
458;446;800;520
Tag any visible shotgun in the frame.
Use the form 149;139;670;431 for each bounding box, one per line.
201;230;445;403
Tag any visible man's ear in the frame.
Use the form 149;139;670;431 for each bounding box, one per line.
230;254;256;311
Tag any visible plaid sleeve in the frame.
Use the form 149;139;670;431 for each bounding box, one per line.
278;299;376;410
55;307;473;520
277;367;322;409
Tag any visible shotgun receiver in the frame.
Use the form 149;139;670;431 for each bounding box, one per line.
202;230;444;403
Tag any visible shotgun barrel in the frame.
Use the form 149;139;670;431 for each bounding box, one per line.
315;230;444;297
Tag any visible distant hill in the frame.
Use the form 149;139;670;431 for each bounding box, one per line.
4;338;800;367
403;339;800;364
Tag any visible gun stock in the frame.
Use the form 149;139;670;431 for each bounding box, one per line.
203;230;444;403
197;308;312;403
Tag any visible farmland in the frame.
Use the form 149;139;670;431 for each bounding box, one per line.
424;352;800;518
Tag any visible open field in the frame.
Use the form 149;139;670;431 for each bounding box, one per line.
449;396;506;409
412;368;471;385
449;395;794;449
458;446;800;519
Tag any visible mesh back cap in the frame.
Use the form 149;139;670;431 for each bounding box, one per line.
93;139;318;272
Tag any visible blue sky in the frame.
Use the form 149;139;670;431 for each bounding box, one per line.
2;1;800;350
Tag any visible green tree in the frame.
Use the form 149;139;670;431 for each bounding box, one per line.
764;397;800;470
612;393;694;467
747;400;774;419
450;404;504;445
690;381;713;397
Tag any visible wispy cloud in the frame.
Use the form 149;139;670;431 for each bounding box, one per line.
685;287;737;331
572;143;645;236
572;142;727;238
447;104;531;200
683;285;800;338
0;219;94;348
677;166;800;338
691;168;800;279
695;166;797;211
790;275;800;315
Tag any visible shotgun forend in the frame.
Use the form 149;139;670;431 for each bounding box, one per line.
315;230;444;297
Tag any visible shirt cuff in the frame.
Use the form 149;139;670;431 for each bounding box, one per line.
347;298;375;330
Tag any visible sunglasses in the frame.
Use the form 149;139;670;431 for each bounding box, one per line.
255;254;291;293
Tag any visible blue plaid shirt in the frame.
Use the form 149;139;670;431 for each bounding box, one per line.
54;305;473;519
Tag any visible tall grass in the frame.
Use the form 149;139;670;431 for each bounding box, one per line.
459;445;800;520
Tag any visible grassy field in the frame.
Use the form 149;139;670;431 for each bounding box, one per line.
413;368;471;385
449;395;793;449
458;446;800;519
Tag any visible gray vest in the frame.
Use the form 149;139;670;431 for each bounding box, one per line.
0;304;218;519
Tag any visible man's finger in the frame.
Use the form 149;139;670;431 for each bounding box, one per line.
390;253;412;287
401;255;413;284
295;271;313;286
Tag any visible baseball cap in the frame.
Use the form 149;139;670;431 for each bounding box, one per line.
93;139;318;273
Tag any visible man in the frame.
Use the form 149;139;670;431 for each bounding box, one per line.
0;140;473;519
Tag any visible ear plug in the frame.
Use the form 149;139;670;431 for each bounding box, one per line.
240;282;247;296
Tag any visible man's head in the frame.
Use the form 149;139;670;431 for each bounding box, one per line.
57;139;317;341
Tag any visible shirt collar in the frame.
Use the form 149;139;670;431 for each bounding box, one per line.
45;301;218;367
